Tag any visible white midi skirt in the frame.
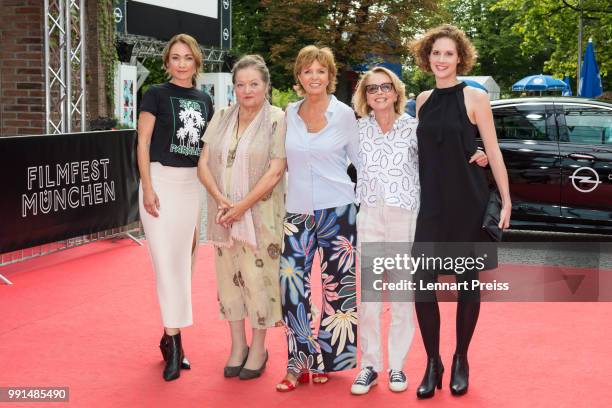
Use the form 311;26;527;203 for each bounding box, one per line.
139;162;201;328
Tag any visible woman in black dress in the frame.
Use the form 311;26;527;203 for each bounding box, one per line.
409;25;511;398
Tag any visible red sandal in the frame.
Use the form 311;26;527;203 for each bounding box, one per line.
276;372;310;392
312;373;329;384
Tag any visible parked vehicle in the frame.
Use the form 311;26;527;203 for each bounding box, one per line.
486;97;612;234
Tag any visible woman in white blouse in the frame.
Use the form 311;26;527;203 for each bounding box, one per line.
349;67;488;395
276;45;360;392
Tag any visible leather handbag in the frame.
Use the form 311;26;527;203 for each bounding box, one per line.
482;190;503;241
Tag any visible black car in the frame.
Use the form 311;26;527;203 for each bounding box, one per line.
485;97;612;234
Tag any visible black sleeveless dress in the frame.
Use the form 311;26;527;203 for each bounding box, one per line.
414;82;496;274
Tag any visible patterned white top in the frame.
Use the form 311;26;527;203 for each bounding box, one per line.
356;112;420;211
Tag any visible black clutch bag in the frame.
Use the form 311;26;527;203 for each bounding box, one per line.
482;190;503;241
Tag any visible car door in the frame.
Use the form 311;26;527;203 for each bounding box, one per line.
490;103;562;226
557;102;612;228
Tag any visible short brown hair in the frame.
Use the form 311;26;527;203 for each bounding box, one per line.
352;67;407;118
409;24;477;75
293;45;337;96
162;33;203;84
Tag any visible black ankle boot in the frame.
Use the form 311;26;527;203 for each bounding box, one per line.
160;333;191;370
450;353;469;396
163;333;185;381
416;355;444;399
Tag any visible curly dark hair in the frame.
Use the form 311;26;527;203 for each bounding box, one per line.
409;24;477;75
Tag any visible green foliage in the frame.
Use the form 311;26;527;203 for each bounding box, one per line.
271;88;300;109
98;0;118;112
402;67;436;95
232;0;441;90
140;58;168;94
232;0;610;97
492;0;611;91
442;0;551;94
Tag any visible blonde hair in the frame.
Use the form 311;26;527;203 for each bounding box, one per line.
162;33;203;84
409;24;477;75
293;45;337;96
352;67;407;118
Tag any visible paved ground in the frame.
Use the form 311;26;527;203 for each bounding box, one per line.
501;230;612;268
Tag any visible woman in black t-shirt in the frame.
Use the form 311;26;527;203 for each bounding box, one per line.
137;33;213;382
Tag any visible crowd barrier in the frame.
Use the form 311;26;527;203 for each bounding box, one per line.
0;130;141;282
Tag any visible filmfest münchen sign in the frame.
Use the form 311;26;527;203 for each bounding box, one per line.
0;130;139;253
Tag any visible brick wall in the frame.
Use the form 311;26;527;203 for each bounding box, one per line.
0;0;45;136
0;1;109;136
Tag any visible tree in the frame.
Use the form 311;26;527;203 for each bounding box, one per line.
402;65;436;95
439;0;550;95
232;0;441;91
231;0;269;60
492;0;611;91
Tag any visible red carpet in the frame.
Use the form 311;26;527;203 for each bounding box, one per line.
1;238;611;407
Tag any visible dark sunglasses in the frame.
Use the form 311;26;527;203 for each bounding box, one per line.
365;82;394;94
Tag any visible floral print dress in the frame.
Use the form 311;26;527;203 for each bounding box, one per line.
213;111;286;329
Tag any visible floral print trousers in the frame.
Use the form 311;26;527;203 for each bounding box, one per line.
280;203;358;374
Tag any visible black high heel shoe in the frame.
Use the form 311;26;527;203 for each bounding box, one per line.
160;333;191;370
224;347;249;378
416;355;444;399
450;353;469;396
162;333;186;381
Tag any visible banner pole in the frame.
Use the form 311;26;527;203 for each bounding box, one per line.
123;232;143;246
0;274;13;285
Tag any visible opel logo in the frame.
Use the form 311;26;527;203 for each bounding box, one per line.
570;167;601;193
223;0;229;9
223;28;229;41
113;7;123;23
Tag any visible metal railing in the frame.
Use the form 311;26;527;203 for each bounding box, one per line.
0;222;143;284
117;33;227;71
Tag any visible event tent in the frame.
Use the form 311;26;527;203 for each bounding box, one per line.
457;76;501;100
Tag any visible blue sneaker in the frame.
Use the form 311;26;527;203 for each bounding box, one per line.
351;366;378;395
388;369;408;392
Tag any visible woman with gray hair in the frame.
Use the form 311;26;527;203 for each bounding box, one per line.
198;54;287;380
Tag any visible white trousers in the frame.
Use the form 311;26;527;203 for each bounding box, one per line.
358;203;417;372
139;162;201;328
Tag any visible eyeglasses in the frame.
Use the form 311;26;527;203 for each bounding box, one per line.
365;82;394;94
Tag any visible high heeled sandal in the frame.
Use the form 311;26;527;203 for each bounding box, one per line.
312;373;329;384
276;372;310;392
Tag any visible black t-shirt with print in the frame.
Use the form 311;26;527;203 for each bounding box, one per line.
140;82;214;167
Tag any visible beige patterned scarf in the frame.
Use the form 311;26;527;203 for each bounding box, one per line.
205;101;274;250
